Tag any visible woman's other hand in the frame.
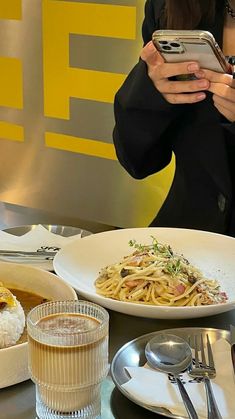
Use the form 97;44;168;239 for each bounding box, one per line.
140;41;209;104
196;69;235;122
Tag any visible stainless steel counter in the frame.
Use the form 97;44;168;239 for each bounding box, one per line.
1;307;235;419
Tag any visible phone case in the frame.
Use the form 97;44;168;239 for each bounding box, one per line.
152;30;231;73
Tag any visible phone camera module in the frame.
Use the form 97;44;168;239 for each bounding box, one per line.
157;40;185;54
162;45;172;51
170;42;181;48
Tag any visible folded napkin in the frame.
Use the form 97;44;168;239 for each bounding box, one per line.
122;338;235;419
0;224;82;270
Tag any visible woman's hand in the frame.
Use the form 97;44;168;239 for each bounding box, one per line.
195;69;235;122
141;41;210;104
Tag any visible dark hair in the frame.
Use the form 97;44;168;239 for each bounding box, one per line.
162;0;217;29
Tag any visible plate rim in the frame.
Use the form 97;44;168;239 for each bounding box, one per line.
3;224;92;237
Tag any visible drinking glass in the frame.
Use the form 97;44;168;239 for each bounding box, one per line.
27;300;109;419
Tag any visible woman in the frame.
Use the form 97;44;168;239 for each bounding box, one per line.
113;0;235;235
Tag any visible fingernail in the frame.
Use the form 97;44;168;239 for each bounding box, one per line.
198;80;208;88
195;70;205;78
188;63;200;72
147;41;156;52
196;93;206;100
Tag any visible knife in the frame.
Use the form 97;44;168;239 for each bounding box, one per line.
230;324;235;374
0;249;57;259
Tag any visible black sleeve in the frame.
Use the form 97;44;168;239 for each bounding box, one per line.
113;0;184;179
225;122;235;136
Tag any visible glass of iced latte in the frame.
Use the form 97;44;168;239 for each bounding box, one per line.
27;300;109;419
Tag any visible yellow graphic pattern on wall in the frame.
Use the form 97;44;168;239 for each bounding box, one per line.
42;0;136;159
0;0;22;20
0;0;24;141
0;0;175;227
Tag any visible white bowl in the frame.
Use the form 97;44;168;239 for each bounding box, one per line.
0;262;77;388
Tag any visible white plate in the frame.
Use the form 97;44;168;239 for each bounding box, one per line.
0;262;77;388
53;227;235;319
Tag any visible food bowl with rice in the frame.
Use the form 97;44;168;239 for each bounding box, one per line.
0;261;77;389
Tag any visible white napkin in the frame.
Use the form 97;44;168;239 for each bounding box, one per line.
0;224;82;270
122;338;235;419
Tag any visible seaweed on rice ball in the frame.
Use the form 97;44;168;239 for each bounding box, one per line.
0;285;25;349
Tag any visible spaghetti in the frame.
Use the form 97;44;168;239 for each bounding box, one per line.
95;237;227;307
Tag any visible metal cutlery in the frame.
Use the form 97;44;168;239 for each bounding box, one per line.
145;333;199;419
230;324;235;376
0;249;58;259
188;334;222;419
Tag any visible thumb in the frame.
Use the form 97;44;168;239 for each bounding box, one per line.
141;41;164;66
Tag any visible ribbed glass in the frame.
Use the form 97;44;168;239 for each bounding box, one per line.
27;300;109;419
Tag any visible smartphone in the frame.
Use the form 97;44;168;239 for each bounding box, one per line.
152;30;231;74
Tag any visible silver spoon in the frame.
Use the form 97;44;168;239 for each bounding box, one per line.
145;333;198;419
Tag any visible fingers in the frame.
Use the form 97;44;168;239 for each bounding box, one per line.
212;94;233;111
212;92;235;122
159;78;209;94
140;41;164;66
141;42;202;79
156;62;201;79
164;92;206;104
141;43;208;104
213;101;235;122
196;69;235;87
208;82;235;101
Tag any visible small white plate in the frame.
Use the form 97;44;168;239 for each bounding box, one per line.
1;224;91;271
53;227;235;319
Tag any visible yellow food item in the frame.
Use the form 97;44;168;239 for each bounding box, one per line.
0;286;16;307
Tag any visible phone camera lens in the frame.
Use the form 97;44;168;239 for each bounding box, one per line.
170;42;181;48
159;40;168;45
162;45;172;51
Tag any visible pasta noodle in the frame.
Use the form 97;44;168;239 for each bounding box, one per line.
95;237;228;307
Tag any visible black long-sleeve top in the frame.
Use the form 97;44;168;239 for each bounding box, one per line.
113;0;235;235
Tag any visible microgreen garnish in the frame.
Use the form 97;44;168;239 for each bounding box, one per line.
128;239;146;251
164;259;182;276
129;236;173;258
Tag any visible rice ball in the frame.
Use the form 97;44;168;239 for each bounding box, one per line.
0;297;25;348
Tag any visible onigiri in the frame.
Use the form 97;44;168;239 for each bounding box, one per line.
0;286;25;348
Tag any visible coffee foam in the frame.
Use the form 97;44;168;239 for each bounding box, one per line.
38;313;100;336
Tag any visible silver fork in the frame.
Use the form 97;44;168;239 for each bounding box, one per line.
188;334;222;419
